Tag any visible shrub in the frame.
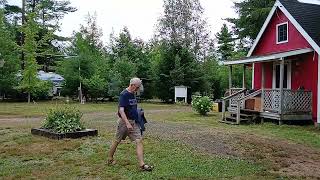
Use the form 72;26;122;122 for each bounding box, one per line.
191;96;213;115
43;106;84;133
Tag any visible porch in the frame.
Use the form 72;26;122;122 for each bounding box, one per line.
221;48;313;125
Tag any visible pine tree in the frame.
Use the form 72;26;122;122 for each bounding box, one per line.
216;24;234;61
20;12;40;103
0;9;19;99
227;0;275;43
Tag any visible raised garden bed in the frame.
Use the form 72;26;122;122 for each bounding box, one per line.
31;128;98;140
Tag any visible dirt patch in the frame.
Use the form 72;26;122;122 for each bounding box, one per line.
234;134;320;178
146;121;240;157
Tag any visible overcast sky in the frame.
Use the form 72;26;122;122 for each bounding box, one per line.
9;0;238;44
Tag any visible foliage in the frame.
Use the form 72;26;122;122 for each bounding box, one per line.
155;42;206;102
0;10;19;98
31;80;53;99
191;95;213;115
83;74;107;100
200;58;223;99
157;0;212;60
227;0;275;43
19;12;41;103
43;105;84;133
4;0;76;70
108;27;153;99
58;31;108;99
216;24;234;61
80;13;103;49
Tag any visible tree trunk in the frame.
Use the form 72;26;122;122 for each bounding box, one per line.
28;92;30;103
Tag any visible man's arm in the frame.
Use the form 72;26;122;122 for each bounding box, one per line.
119;107;133;131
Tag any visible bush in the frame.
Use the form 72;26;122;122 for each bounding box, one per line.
43;106;84;133
191;96;213;115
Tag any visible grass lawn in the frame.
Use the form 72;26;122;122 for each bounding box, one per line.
1;102;320;179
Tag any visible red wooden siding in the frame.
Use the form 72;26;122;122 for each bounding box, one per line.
252;8;311;56
251;8;318;121
291;53;318;121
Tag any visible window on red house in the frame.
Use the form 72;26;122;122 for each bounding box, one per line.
277;22;288;44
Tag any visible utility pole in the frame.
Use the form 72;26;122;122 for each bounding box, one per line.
79;60;84;104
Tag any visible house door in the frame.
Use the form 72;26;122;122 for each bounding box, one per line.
272;62;291;89
271;62;291;111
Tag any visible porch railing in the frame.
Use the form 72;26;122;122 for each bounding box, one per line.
263;89;312;114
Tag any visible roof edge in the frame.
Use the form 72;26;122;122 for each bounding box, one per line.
247;0;320;57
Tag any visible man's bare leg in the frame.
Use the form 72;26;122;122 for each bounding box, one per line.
136;139;145;166
108;140;120;164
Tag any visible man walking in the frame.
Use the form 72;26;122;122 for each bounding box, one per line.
107;77;153;171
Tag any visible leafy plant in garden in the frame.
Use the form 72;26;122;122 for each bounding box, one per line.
43;106;84;133
191;96;213;115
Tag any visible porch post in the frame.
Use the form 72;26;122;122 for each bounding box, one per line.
261;63;265;113
229;65;232;95
242;65;246;89
279;58;285;124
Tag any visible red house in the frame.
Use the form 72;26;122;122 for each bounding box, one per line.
221;0;320;126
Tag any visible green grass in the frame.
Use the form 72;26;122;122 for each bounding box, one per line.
1;102;320;179
0;101;178;118
0;128;265;179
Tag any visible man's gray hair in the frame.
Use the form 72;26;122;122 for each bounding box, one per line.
130;77;142;86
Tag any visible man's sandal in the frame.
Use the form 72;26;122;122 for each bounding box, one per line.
140;164;154;171
107;159;116;165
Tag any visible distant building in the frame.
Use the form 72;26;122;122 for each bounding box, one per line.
37;71;64;96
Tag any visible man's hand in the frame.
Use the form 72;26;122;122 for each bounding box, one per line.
126;123;133;132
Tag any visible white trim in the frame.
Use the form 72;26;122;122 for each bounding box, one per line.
252;63;255;89
224;48;313;65
318;54;320;123
272;61;291;89
276;22;289;44
247;0;320;57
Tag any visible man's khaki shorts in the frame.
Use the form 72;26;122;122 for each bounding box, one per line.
115;119;142;142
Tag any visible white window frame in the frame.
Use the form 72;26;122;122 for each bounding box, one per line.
276;22;289;44
272;61;291;89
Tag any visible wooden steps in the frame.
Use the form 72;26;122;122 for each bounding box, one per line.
221;109;260;125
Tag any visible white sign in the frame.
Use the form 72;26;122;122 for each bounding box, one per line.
175;86;188;103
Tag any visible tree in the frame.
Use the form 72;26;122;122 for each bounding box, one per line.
108;27;153;99
216;23;234;61
157;0;212;60
154;0;212;102
3;0;76;71
0;10;19;99
19;12;41;103
58;32;107;100
58;14;108;100
227;0;275;43
80;13;103;49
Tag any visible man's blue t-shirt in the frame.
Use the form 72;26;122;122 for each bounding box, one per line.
118;89;138;121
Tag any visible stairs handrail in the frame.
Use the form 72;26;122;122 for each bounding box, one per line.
221;88;246;122
222;89;246;101
236;89;262;124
